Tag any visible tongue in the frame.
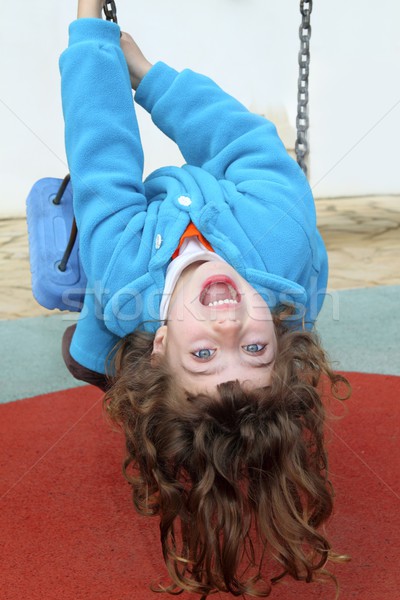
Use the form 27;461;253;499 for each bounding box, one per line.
202;282;233;305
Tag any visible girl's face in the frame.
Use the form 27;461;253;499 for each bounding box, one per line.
152;261;277;394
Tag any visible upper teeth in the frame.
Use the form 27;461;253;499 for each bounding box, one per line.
208;299;238;306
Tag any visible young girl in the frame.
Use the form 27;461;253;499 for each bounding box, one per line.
61;1;348;596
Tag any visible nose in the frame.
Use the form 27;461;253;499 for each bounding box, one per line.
213;318;242;333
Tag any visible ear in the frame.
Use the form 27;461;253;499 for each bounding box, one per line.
151;325;168;364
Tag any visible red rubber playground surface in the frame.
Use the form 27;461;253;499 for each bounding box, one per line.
0;373;400;600
1;372;399;599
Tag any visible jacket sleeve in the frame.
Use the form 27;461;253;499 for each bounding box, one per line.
134;62;310;203
59;18;147;284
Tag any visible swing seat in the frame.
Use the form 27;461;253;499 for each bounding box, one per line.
26;177;86;312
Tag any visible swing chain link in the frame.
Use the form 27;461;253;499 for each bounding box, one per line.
295;0;312;177
103;0;118;23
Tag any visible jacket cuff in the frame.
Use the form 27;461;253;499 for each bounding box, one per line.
135;61;179;113
68;18;121;47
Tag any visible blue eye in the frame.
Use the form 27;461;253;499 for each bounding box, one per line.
243;344;266;353
192;349;216;359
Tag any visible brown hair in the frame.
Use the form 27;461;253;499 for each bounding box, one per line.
105;314;350;597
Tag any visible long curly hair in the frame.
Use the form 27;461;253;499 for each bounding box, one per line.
105;313;350;598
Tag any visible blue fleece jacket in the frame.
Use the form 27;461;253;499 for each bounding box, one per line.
60;18;328;374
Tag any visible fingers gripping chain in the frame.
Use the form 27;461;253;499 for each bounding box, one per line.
295;0;312;177
103;0;118;23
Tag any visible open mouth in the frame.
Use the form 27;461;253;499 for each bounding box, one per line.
199;275;241;307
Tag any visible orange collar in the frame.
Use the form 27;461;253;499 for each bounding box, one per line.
172;222;214;259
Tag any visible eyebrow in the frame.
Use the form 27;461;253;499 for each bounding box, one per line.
181;364;218;376
180;360;274;377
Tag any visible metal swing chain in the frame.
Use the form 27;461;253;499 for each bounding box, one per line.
103;0;118;23
295;0;312;177
57;1;118;272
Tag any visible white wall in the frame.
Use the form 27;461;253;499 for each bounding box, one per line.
310;0;400;197
1;0;399;216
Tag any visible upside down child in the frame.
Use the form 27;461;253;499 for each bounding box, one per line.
60;0;349;596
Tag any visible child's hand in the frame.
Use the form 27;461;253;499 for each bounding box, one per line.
77;0;104;19
120;32;153;90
